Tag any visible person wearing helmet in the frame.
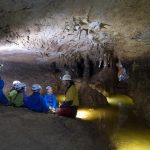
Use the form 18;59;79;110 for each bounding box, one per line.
24;84;48;113
8;82;26;107
10;80;21;91
57;72;79;118
43;86;57;113
0;76;9;105
116;62;129;82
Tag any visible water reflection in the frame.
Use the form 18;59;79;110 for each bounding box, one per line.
76;95;150;150
77;108;108;120
107;95;134;106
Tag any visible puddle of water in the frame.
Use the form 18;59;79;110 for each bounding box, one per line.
76;108;117;121
76;94;150;150
107;95;134;106
113;125;150;150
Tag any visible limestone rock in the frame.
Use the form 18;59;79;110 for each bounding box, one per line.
79;83;108;107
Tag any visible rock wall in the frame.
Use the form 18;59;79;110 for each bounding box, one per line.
128;57;150;126
0;0;149;59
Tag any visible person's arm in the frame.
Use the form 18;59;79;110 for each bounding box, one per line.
8;90;17;104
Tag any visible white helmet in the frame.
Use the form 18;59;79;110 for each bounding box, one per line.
32;84;42;92
15;83;26;91
13;80;21;85
62;74;72;81
46;86;52;90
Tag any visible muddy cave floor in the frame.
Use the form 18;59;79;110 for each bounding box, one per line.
0;105;109;150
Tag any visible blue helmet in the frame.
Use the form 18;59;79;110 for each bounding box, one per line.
32;84;42;92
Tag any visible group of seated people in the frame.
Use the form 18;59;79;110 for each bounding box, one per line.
0;73;79;118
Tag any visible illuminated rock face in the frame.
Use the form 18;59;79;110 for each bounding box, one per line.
0;0;149;58
0;0;150;125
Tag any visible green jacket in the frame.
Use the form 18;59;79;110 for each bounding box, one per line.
8;90;24;107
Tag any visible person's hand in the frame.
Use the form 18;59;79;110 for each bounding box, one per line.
49;106;52;110
59;102;63;107
52;108;56;113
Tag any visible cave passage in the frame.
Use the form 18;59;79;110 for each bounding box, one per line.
0;0;150;150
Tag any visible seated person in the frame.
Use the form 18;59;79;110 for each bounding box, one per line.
8;82;26;107
0;76;9;105
44;86;57;113
10;80;21;91
57;72;79;118
24;84;48;113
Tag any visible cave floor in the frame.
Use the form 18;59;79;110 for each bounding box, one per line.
0;106;109;150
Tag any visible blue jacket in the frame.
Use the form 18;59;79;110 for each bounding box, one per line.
24;92;49;113
0;80;9;105
44;94;57;109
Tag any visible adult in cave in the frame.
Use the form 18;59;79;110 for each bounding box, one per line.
57;72;79;118
0;76;9;105
8;82;26;107
44;85;58;113
24;84;49;113
116;61;129;82
10;80;21;92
